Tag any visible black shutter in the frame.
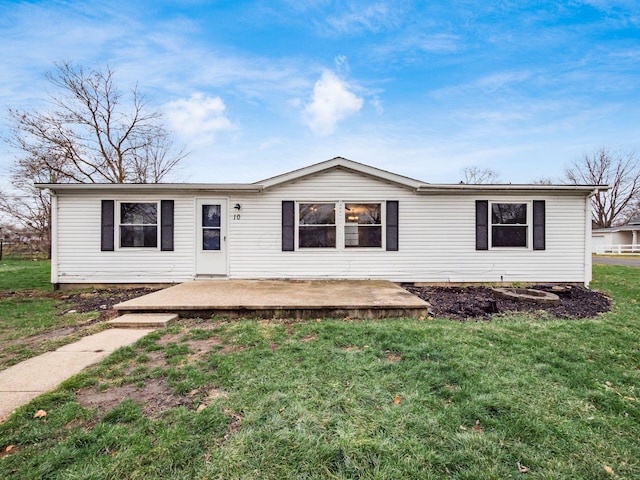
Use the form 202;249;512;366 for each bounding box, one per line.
101;200;115;251
476;200;489;250
282;201;295;251
386;201;399;251
533;200;545;250
161;200;174;251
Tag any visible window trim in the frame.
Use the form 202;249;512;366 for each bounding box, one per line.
117;200;160;250
297;202;338;249
295;201;386;251
489;201;532;249
344;202;384;249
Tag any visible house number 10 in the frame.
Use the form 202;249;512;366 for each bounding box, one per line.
233;214;241;220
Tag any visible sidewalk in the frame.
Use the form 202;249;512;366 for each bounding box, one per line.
0;328;155;422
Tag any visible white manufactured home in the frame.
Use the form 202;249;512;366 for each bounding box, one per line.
38;157;603;287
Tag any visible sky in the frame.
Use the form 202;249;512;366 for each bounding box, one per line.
0;0;639;185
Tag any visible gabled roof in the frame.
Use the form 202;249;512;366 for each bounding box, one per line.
257;157;425;190
35;156;609;195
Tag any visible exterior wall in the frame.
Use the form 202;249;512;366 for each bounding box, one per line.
52;168;591;285
591;231;635;253
53;190;197;284
227;169;589;283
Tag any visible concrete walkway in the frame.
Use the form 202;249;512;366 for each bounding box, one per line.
0;328;154;422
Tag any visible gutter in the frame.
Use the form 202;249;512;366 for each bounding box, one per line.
35;183;265;193
44;188;59;287
415;184;609;194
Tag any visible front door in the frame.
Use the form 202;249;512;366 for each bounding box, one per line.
195;198;227;276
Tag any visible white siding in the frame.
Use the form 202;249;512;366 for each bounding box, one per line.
53;169;591;284
55;191;196;284
227;169;589;283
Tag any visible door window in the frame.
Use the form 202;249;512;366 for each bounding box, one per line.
202;204;221;251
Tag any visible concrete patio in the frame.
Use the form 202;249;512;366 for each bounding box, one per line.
115;279;430;319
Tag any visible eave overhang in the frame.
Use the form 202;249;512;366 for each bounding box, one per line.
415;184;609;195
35;183;264;194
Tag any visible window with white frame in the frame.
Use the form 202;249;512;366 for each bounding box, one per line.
298;203;336;248
490;202;528;248
344;203;382;248
296;202;385;249
119;202;158;248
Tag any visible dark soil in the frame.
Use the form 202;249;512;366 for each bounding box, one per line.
59;287;161;317
75;379;195;417
404;284;610;321
75;328;230;418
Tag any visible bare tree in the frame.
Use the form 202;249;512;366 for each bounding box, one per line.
531;177;556;185
565;148;640;228
5;62;185;184
2;62;186;256
0;152;68;257
461;166;500;184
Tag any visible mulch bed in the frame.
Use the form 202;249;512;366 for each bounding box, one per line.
60;285;611;322
404;285;610;321
59;287;161;317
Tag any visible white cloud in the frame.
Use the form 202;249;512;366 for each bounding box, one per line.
334;55;350;74
323;2;401;35
164;93;235;145
302;71;363;136
371;95;384;115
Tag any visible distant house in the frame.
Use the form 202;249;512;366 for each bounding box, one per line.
592;218;640;254
37;157;605;287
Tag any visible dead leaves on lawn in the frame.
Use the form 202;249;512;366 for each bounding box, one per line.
603;380;638;402
471;419;482;432
33;409;47;419
459;419;482;433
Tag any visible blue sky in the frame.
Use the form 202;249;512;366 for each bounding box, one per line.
1;0;639;184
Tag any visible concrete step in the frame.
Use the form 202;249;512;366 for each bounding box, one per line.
114;280;431;319
107;313;178;328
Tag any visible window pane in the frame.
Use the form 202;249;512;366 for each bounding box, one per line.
344;204;381;225
202;205;221;228
121;203;157;224
345;226;382;248
299;226;336;248
491;203;527;225
492;226;527;247
120;226;157;247
299;204;335;225
203;228;220;250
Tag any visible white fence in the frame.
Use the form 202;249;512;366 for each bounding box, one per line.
594;244;640;254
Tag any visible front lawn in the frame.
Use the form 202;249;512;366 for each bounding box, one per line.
0;257;51;291
0;258;99;369
0;265;639;479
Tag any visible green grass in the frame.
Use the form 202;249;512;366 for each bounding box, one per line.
0;264;638;478
0;258;98;369
0;257;51;291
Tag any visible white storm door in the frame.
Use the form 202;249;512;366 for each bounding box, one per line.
195;198;227;275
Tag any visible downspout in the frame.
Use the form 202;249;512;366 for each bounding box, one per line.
45;189;59;289
585;189;599;287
